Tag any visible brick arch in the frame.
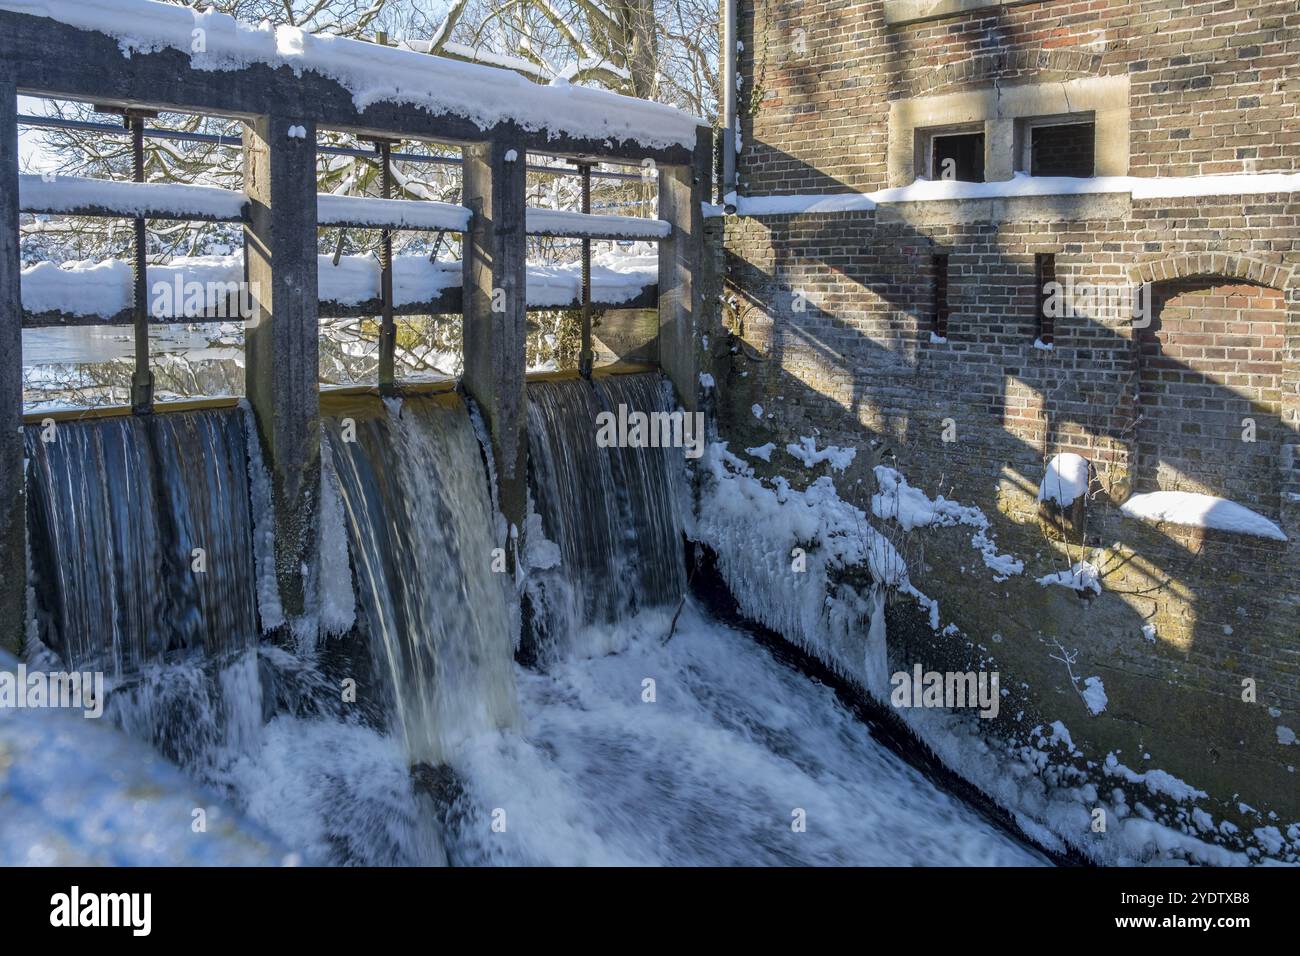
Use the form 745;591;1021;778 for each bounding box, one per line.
1133;273;1290;517
1129;254;1296;294
910;49;1104;97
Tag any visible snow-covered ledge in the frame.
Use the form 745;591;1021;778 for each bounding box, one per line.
884;0;1039;27
716;171;1300;221
1119;492;1288;543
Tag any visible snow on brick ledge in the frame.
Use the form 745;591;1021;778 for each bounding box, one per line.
1119;491;1288;542
19;174;247;221
317;195;471;232
0;0;703;150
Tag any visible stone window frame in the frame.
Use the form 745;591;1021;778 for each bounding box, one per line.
917;123;987;181
1017;112;1096;176
887;75;1129;188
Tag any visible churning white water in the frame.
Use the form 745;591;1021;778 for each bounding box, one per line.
9;376;1044;866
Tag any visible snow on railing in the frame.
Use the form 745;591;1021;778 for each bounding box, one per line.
19;252;659;323
19;174;248;222
316;195;471;232
0;0;703;150
526;208;671;240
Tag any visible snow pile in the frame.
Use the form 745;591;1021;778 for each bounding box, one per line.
525;208;671;240
20;173;247;219
871;466;1023;580
1037;453;1089;507
1120;491;1287;542
1;0;703;149
318;194;471;231
1080;676;1107;716
1104;754;1207;802
784;436;856;472
1036;561;1103;595
745;443;775;462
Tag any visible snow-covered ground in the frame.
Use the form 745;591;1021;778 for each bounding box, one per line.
686;442;1297;865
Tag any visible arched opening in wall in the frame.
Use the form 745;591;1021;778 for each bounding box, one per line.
1136;277;1286;518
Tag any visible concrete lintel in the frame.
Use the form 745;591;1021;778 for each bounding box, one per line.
884;0;1042;27
243;115;321;620
875;191;1133;226
462;138;529;539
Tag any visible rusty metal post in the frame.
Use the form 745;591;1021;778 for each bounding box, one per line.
577;160;594;378
375;138;397;394
128;111;154;414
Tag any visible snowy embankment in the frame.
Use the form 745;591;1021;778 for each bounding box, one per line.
685;443;1291;865
0;652;287;866
0;0;702;150
20;250;658;318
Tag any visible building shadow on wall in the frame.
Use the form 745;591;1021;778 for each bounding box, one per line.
720;151;1296;678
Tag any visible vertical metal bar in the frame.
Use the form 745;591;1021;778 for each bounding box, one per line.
377;140;396;393
579;161;593;378
129;112;153;414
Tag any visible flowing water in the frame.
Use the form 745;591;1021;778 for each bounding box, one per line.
9;374;1043;866
25;409;258;673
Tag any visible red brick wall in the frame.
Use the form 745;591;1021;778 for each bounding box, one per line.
1137;280;1287;514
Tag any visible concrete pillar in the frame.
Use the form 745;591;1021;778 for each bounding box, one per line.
243;115;320;619
657;126;712;411
0;76;23;654
461;138;529;541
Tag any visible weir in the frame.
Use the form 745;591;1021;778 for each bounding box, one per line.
1;2;1053;869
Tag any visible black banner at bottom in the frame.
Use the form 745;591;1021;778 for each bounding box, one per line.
0;864;1286;941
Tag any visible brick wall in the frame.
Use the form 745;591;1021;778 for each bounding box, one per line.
717;0;1300;839
738;0;1298;194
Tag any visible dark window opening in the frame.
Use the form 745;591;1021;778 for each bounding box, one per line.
1030;122;1095;177
931;132;985;182
933;254;950;339
1035;252;1056;346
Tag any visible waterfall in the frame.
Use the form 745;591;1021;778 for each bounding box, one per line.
524;373;687;651
24;409;260;674
324;394;518;767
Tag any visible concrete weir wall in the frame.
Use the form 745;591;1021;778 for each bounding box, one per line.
710;0;1300;856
